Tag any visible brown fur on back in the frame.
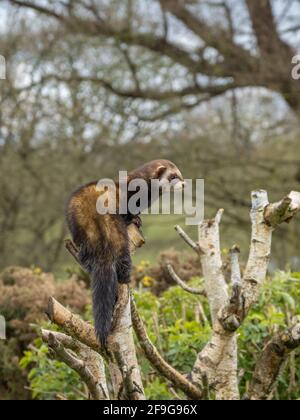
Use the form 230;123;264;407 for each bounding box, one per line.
67;182;126;256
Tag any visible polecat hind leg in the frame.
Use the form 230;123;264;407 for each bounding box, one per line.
116;247;132;284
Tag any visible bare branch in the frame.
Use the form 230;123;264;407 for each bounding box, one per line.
159;0;256;71
47;333;105;400
42;329;109;399
245;0;292;57
22;74;236;101
191;208;239;400
9;0;214;75
264;191;300;227
174;225;202;254
219;190;300;334
167;264;204;295
47;297;101;353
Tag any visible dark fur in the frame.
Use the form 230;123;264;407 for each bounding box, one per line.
66;160;182;347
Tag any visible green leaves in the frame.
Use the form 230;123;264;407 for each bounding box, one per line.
19;338;85;400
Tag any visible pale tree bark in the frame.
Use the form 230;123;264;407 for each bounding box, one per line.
168;190;300;400
182;211;239;400
42;330;109;400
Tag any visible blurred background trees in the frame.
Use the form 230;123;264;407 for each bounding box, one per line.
0;0;300;271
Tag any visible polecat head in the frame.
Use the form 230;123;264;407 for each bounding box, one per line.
129;159;185;191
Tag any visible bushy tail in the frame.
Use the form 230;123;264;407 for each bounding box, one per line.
90;264;118;347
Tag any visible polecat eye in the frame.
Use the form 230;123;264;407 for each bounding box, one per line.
170;175;177;181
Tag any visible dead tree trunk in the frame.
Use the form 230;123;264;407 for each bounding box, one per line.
42;190;300;400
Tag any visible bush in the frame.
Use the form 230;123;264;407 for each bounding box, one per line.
132;249;202;295
0;267;89;400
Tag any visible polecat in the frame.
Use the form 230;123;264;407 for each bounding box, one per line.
66;160;184;346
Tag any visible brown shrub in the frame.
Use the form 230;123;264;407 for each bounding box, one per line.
0;267;89;400
132;249;202;295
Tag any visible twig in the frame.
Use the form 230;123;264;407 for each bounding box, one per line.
174;225;202;254
197;302;208;326
167;264;204;295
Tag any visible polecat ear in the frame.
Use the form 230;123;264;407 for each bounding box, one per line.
156;165;167;179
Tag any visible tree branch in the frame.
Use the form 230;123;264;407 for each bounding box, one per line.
264;191;300;228
219;190;300;332
22;74;236;102
174;225;202;254
230;245;241;286
8;0;211;75
247;324;300;400
245;0;292;57
159;0;257;72
167;264;204;295
46;297;101;353
198;209;227;324
47;333;105;400
42;329;109;399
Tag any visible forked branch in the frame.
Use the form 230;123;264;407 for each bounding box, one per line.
47;333;107;400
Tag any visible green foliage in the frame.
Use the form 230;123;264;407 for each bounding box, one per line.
238;271;300;399
20;271;300;400
20;338;85;400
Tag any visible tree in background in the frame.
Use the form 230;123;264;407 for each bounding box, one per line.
6;0;300;117
0;0;300;270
